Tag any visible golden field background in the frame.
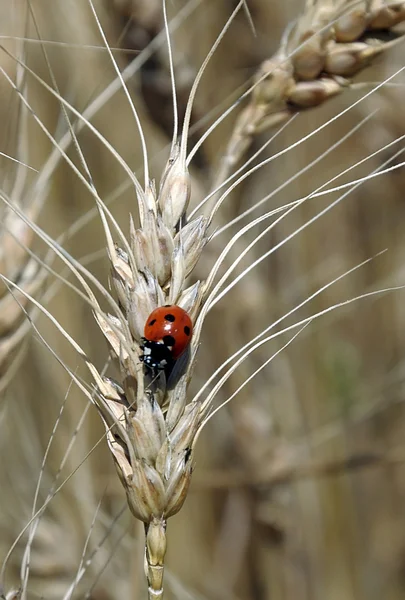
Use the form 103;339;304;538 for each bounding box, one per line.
1;1;405;599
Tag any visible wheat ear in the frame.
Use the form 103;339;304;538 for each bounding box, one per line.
214;0;405;187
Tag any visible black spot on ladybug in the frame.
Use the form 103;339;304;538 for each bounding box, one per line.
184;325;191;336
164;313;175;322
148;318;157;326
163;335;175;347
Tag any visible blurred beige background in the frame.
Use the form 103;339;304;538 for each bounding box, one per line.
1;1;405;599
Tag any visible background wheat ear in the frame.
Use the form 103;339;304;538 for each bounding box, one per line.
216;0;405;187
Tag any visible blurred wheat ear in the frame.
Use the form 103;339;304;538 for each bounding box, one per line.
215;0;405;188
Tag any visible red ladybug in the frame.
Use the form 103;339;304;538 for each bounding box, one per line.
140;305;193;373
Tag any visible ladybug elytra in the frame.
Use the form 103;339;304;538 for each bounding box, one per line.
140;305;193;373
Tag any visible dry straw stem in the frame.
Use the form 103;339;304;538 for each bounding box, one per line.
0;205;44;394
217;0;405;185
0;93;46;394
196;447;405;489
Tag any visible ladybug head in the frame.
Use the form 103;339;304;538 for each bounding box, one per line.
140;338;174;373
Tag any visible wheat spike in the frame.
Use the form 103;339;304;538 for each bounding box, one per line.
216;0;405;186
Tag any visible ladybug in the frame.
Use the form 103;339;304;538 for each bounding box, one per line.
140;305;193;373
